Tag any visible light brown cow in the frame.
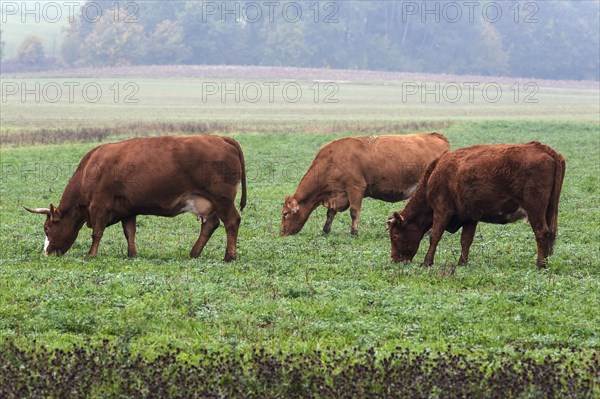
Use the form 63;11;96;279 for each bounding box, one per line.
387;142;565;268
281;133;450;236
25;135;247;261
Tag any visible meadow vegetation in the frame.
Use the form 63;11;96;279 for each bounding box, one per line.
0;73;598;396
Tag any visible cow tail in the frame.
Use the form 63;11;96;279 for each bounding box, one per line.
222;137;247;211
429;132;449;146
546;149;566;246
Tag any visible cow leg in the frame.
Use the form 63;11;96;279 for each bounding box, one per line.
458;221;477;265
323;208;337;234
422;213;450;267
122;216;137;258
528;211;552;269
86;204;109;257
190;214;220;258
348;194;363;236
216;205;241;262
88;225;106;257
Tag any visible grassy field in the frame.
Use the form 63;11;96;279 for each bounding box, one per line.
1;73;598;136
0;71;598;395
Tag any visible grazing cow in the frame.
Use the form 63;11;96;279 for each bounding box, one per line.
387;142;565;268
25;135;247;261
281;133;450;236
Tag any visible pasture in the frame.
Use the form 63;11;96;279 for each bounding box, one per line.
0;69;598;396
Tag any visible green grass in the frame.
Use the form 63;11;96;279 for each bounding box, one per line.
1;120;598;359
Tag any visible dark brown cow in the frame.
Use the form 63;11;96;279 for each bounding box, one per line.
281;133;450;236
387;142;565;268
25;135;247;261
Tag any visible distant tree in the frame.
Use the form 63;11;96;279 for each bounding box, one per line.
475;23;509;76
61;22;82;66
56;0;599;80
138;1;185;33
17;35;46;65
76;0;115;38
496;0;599;80
178;2;226;64
261;23;312;67
146;19;190;64
81;8;147;66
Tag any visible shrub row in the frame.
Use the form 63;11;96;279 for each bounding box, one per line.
0;121;452;146
1;340;598;398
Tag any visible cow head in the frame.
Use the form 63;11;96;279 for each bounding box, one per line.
280;195;305;236
387;212;423;263
24;204;80;256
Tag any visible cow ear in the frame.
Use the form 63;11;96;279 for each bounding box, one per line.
392;212;405;225
50;204;61;222
290;198;299;214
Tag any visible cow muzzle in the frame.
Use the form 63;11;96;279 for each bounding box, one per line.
391;255;411;265
46;249;64;256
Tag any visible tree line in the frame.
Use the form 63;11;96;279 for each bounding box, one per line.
3;0;599;80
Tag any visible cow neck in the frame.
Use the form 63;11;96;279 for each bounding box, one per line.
57;174;86;224
402;183;433;233
293;174;324;212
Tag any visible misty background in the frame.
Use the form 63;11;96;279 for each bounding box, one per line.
1;0;599;80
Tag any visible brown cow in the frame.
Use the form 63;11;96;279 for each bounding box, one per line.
25;135;247;261
387;142;565;268
281;133;450;236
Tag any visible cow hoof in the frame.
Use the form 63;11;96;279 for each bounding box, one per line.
350;229;358;237
322;227;331;234
421;261;432;268
223;253;236;262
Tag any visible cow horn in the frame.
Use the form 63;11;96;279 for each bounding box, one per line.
23;206;51;215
